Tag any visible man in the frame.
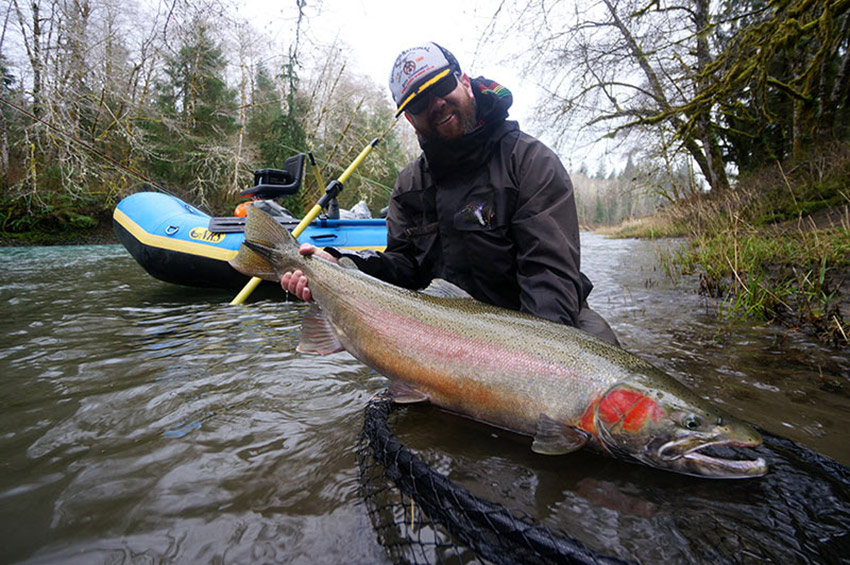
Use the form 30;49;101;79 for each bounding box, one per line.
282;42;618;345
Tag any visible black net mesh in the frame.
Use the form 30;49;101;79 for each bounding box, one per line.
357;392;630;565
357;391;850;565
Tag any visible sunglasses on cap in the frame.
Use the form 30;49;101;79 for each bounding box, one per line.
400;72;459;116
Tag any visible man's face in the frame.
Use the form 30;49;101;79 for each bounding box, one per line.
405;74;477;142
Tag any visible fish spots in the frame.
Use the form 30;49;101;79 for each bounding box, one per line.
598;388;665;432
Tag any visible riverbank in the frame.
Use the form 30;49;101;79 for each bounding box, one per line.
601;147;850;347
0;212;119;247
610;209;849;346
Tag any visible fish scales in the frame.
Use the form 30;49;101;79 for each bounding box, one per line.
305;260;616;433
230;208;768;479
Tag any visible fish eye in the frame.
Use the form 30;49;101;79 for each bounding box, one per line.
683;415;703;430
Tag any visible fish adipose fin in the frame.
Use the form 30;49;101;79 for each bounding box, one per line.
531;414;590;455
421;279;473;299
388;381;430;404
296;304;345;354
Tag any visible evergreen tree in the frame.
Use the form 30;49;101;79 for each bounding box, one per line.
595;195;606;224
246;64;307;169
146;19;238;209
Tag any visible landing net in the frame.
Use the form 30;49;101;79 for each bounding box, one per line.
357;392;630;565
357;391;850;565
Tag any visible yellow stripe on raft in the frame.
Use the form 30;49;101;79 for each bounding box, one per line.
113;208;239;262
113;208;384;262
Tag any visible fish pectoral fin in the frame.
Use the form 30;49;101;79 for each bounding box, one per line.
531;414;590;455
388;381;429;404
296;304;345;354
338;257;359;270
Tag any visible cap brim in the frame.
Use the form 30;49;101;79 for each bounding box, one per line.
395;68;452;117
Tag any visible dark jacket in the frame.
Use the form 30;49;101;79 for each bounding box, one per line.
331;77;591;327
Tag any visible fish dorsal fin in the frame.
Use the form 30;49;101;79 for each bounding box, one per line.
388;381;430;404
296;304;345;354
421;279;473;299
531;414;590;455
338;257;359;270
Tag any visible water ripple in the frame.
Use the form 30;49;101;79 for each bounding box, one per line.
1;240;848;563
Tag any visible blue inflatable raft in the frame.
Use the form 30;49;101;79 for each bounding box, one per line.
113;191;387;289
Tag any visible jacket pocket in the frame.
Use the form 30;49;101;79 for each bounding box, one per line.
394;188;438;239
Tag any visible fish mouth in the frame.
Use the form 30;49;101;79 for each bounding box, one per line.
657;437;768;478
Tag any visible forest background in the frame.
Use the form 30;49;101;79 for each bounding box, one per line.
1;0;848;341
1;0;847;231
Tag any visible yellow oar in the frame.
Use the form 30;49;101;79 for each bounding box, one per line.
229;138;382;305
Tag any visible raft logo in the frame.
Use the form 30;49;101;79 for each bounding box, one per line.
189;227;224;243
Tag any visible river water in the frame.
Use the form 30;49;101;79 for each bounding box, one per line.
1;234;848;564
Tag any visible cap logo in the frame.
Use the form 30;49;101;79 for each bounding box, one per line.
389;42;460;109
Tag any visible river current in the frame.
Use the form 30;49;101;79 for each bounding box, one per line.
1;234;847;563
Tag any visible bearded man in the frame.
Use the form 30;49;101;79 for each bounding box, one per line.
282;42;618;345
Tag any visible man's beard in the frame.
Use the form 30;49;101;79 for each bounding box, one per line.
418;95;478;143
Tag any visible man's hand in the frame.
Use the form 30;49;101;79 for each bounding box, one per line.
280;244;337;301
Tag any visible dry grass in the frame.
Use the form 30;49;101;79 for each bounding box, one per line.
602;143;850;346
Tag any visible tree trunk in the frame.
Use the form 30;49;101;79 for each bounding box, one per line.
694;0;730;192
602;0;729;193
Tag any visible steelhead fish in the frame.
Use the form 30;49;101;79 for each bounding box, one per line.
231;207;767;479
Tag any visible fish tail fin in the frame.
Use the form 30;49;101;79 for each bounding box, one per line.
229;206;299;281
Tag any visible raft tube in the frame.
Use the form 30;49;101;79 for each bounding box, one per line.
113;191;387;289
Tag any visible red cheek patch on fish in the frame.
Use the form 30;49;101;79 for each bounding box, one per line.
597;389;665;432
580;395;602;436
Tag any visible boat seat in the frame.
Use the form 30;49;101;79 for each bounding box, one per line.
240;153;306;199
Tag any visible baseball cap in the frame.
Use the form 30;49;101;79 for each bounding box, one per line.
389;42;462;117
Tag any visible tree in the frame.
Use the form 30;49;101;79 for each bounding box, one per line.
245;64;307;169
499;0;849;197
700;0;850;168
0;56;16;187
503;0;731;194
4;0;148;230
146;16;239;210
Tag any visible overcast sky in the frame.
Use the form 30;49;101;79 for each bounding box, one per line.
242;0;618;172
245;0;536;126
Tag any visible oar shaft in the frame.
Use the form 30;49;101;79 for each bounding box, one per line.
338;138;379;184
230;276;263;305
229;138;382;306
292;204;323;239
